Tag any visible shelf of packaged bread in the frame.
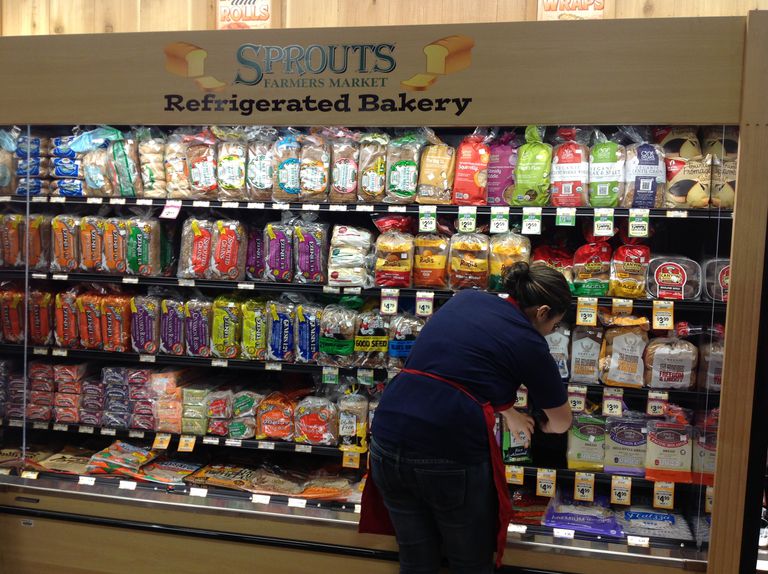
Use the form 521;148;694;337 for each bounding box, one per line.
0;195;733;220
2;418;356;459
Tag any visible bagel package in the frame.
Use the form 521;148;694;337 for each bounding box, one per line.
599;311;650;388
449;232;489;290
357;133;388;203
550;127;590;207
702;125;739;160
246;225;266;281
609;244;650;299
573;241;612;297
509;126;552;206
374;231;414;288
413;233;449;289
644;337;698;390
646;256;702;300
452;129;491;205
489;232;531;291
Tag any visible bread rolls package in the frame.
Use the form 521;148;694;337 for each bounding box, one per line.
125;218;161;276
329;135;360;203
216;135;247;199
599;314;650;388
247;131;276;201
385;133;426;204
573;242;612;297
644;337;698;389
609;244;650;299
416;143;455;204
165;133;192;198
663;155;712;208
212;295;242;358
136;128;167;198
185;298;213;357
178;217;213;279
698;339;724;392
14;177;50;197
358;133;388;202
266;300;295;362
51;215;80;272
353;309;389;368
241;299;267;360
102;218;128;274
17;156;50;178
50;159;83;179
509;126;552;207
646;256;702;300
78;216;105;272
702;125;738;159
246;225;265;281
160;298;185;355
588;133;625;207
107;136;143;198
83;147;114;197
710;156;736;209
295;302;323;364
623;141;665;208
0;289;24;343
185;130;218;199
550;128;589;207
131;295;160;354
374;231;414;288
263;221;294;282
653;126;702;159
413;233;449;289
449;233;489;290
318;304;357;367
338;393;369;452
272;133;301;201
208;220;246;281
256;392;295;441
28;290;54;346
387;313;425;370
328;224;373;288
101;294;132;353
295;396;338;446
702;258;730;302
489;232;531;291
570;325;603;384
294;219;328;284
15;136;48;159
77;293;104;350
487;133;516;206
55;290;79;348
51;178;86;197
0;214;24;268
299;133;330;202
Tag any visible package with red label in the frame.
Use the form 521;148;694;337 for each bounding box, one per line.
702;258;729;302
294;396;339;446
609;245;650;299
206;389;234;419
77;293;104;350
0;288;25;343
30;391;54;406
101;294;132;353
184;129;218;199
645;420;693;483
55;289;80;348
452;129;492;205
374;231;414;288
646;256;702;300
54;392;81;409
487;132;516;206
178;217;213;279
207;220;246;281
256;392;296;441
550;127;590;207
27;403;52;421
28;289;54;345
54;407;80;424
55;362;89;386
532;244;574;288
573;242;612;297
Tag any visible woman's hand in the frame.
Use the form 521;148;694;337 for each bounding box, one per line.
499;406;535;448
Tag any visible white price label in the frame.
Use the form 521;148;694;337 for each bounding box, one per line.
52;424;68;432
505;465;525;485
0;468;11;476
329;204;347;212
86;197;103;204
178;279;195;287
237;282;255;290
100;427;116;436
356;204;374;212
415;291;434;317
78;476;96;486
225;439;242;447
264;362;282;371
611;475;632;505
418;206;437;233
128;430;145;439
354;504;362;514
192;200;211;207
138;354;156;363
380;288;399;315
211;359;228;368
322;286;341;294
489;206;510;234
31;273;47;280
602;389;624;417
221;201;239;209
31;196;48;203
553;528;575;540
272;202;290;210
666;210;688;218
508;523;527;534
295;444;312;454
49;196;65;203
593;208;615;237
457;206;477;233
189;487;208;498
288;498;307;508
344;287;362;295
118;480;137;491
357;368;374;386
8;419;23;428
302;203;320;211
521;207;542;235
387;205;407;213
136;199;153;206
576;297;598;327
33;422;48;430
202;436;220;445
646;391;669;417
574;472;595;502
322;366;339;385
653;481;675;510
109;198;126;205
567;385;587;413
51;274;69;281
252;494;271;504
21;471;39;480
652;300;674;330
514;386;528;409
78;425;94;434
159;200;182;219
627;536;650;548
247;202;266;210
555;207;576;227
52;348;68;357
121;276;139;284
536;468;556;498
258;441;276;450
32;346;48;355
628;209;650;238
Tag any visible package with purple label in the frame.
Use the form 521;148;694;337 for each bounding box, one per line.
81;378;104;397
130;413;155;430
101;367;126;386
293;216;328;284
130;295;160;354
102;411;130;430
263;218;294;282
185;297;213;358
160;297;185;355
604;414;648;476
131;399;155;416
106;397;131;414
105;384;130;401
487;132;517;206
81;394;104;412
543;493;623;537
246;225;265;281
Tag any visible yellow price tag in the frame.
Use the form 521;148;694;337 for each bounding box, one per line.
646;391;669;417
705;486;714;514
653;481;675;510
602;388;624;417
611;475;632;505
611;298;633;315
342;452;361;469
652;300;674;330
505;465;525;485
178;435;196;453
576;297;598;327
574;472;595;502
536;468;556;498
152;433;172;450
514;386;528;409
567;385;587;413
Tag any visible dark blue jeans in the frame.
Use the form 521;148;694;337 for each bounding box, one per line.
369;438;497;574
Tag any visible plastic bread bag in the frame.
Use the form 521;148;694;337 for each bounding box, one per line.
598;311;650;388
357;132;389;203
256;392;296;441
413;233;450;289
385;131;426;204
0;289;24;343
212;294;242;358
299;132;331;202
164;130;192;198
266;299;296;362
0;128;18;194
28;289;54;346
294;215;328;284
17;156;50;178
233;390;265;418
452;127;493;205
487;132;516;206
15;134;49;159
125;216;161;276
545;323;571;381
76;292;104;350
241;298;267;360
271;130;301;201
295;302;323;364
644;336;698;390
14;177;50;197
702;258;730;302
51;214;80;272
646;256;702;300
698;330;724;392
387;313;425;370
609;244;650;299
212;126;248;199
645;419;693;483
701;125;738;160
55;288;80;348
489;232;531;291
50;179;86;197
542;492;623;537
567;414;606;471
101;294;132;353
328;223;374;287
353;308;389;368
570;325;603;384
246;224;265;280
374;231;414;288
263;213;295;282
573;240;612;297
246;126;277;201
294;395;339;446
178;217;214;279
620;126;665;208
416;128;455;205
710;155;736;209
51;158;83;179
82;147;114;197
336;390;369;452
184;129;218;199
449;232;490;290
588;129;626;207
106;130;144;198
78;215;105;272
185;296;213;357
131;295;160;354
208;219;246;281
206;389;234;419
604;413;647;476
102;217;128;274
228;416;256;440
318;304;357;368
0;214;24;268
653;126;702;159
663;154;712;208
550;127;590;207
135;127;167;198
330;223;373;251
509;126;552;206
327;127;360;203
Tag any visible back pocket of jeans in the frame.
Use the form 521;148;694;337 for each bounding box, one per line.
413;468;466;512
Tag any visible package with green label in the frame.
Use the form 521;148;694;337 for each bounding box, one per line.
240;299;267;360
125;217;161;276
211;295;242;359
385;132;427;204
353;308;390;369
567;414;606;471
502;414;533;464
588;130;626;207
509;126;552;206
212;125;249;200
318;304;358;368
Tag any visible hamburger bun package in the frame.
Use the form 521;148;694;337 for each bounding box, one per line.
509;126;552;207
550;127;590;207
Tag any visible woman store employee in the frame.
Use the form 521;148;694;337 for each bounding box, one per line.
360;262;573;574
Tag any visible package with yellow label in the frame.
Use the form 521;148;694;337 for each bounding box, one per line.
353;308;390;369
416;131;455;205
374;231;414;288
413;233;449;289
240;298;267;360
489;232;531;291
609;244;650;299
212;295;242;359
449;232;489;290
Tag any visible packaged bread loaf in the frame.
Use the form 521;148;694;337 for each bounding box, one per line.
246;127;277;201
27;215;52;271
213;127;247;199
452;129;491;205
328;224;373;288
0;214;24;268
208;220;246;281
573;241;612;296
272;132;301;201
246;225;265;281
710;156;736;209
487;132;516;206
0;289;24;343
318;304;357;367
294;217;328;284
28;289;54;345
702;125;738;160
609;244;650;299
160;297;185;355
14;177;49;197
570;325;603;384
387;313;425;370
50;158;83;179
51;215;80;272
102;218;128;274
698;336;724;392
385;132;426;204
16;135;49;158
266;300;295;362
489;232;531;291
644;337;698;390
604;414;647;476
178;217;213;279
50;179;86;197
136;128;167;198
567;415;605;471
664;155;712;208
264;218;294;282
550;127;590;207
107;134;143;198
653;126;702;159
77;293;104;349
295;302;322;363
130;295;160;354
416;129;455;205
622;127;665;208
588;130;625;207
702;258;729;302
125;217;161;276
184;130;218;199
256;392;295;441
295;396;338;446
83;147;114;197
646;256;702;300
413;233;449;289
78;216;105;272
374;231;414;288
358;133;388;202
353;308;389;368
545;323;571;380
449;232;489;290
509;126;552;207
241;298;267;360
185;297;213;357
329;131;360;203
101;294;132;353
299;133;330;202
338;393;369;452
212;295;242;358
599;312;650;388
55;289;80;348
165;132;192;198
17;156;50;178
645;420;693;483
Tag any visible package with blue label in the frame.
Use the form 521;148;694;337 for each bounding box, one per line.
266;300;295;362
616;506;693;541
387;313;424;370
294;302;323;364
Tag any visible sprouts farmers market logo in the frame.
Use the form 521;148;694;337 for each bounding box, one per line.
161;35;475;117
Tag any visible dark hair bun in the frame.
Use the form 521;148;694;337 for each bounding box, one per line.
503;260;572;316
506;261;531;284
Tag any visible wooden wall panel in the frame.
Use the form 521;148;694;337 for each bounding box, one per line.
336;0;388;27
50;0;95;34
94;0;140;33
495;0;533;22
2;0;49;35
441;0;498;23
386;0;447;26
283;0;339;27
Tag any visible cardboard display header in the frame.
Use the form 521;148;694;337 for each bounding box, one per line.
0;17;743;126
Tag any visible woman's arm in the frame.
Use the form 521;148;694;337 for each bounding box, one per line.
540;403;573;434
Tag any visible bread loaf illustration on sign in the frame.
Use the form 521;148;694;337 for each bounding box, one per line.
401;35;475;91
164;42;227;92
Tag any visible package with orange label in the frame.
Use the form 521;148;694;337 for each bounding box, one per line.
28;289;54;346
413;233;449;289
598;311;650;388
256;392;296;441
0;288;25;343
102;217;128;274
645;420;693;483
0;214;24;268
27;215;52;271
550;127;590;207
449;233;489;290
416;129;455;205
452;128;492;205
207;220;246;281
51;215;80;272
489;232;531;291
55;288;80;348
77;293;104;350
101;294;132;353
78;216;105;272
295;396;339;446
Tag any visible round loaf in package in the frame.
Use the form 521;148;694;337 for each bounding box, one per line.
644;337;698;390
702;258;730;302
646;256;702;300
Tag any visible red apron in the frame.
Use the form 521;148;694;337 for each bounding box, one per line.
359;367;513;568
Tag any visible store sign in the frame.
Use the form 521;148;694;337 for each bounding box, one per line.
538;0;606;21
217;0;273;30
